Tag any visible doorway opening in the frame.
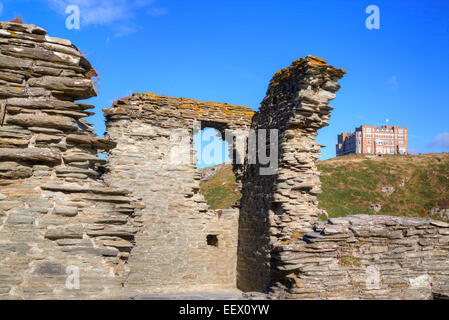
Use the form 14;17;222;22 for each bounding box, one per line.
193;125;230;169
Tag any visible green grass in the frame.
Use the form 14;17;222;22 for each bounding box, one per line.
317;153;449;220
199;165;241;209
199;153;449;220
341;256;361;267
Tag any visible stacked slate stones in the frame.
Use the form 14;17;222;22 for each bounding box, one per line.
258;55;346;235
269;215;449;299
237;56;346;291
0;21;138;299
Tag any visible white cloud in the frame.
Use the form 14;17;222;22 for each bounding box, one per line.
47;0;167;35
427;132;449;150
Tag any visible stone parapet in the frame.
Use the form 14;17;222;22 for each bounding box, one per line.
104;92;254;130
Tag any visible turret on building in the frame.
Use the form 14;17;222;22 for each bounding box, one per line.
336;125;408;156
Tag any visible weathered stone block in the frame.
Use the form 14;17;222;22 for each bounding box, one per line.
34;262;66;275
45;225;83;240
54;206;78;217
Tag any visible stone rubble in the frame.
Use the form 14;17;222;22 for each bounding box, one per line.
381;186;395;196
369;203;382;212
398;177;409;188
431;207;449;221
200;163;229;182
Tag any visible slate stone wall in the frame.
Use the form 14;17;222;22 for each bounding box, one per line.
269;215;449;299
103;93;254;293
237;56;346;291
0;22;138;299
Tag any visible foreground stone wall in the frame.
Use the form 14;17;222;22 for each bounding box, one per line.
104;93;254;293
0;22;138;299
269;215;449;299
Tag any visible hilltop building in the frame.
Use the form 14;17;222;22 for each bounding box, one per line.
336;125;408;156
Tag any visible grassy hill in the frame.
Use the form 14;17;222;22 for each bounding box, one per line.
199;153;449;220
199;164;241;210
317;153;449;220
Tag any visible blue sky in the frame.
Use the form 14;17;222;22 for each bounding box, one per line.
2;0;448;161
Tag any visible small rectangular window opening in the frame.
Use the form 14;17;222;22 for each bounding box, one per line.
207;234;218;247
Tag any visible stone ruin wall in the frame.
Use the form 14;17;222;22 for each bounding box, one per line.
0;21;448;300
269;215;449;299
103;93;254;294
237;56;346;291
0;22;139;299
238;56;449;299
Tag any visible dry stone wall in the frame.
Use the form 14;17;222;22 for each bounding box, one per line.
103;93;253;294
269;215;449;299
237;56;346;291
0;22;138;299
